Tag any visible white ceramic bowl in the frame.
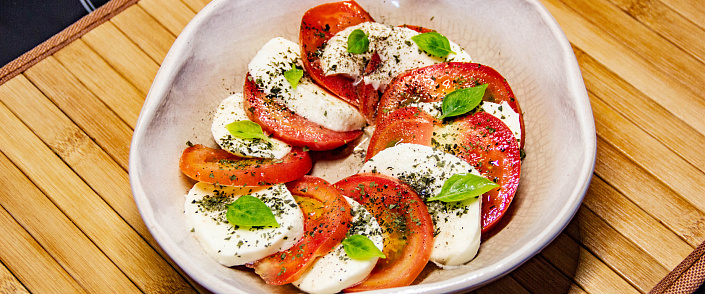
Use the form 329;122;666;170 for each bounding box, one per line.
129;0;596;293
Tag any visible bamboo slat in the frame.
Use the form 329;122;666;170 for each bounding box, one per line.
53;39;144;128
0;106;140;293
541;0;705;136
575;46;705;174
558;0;705;97
0;260;30;294
594;137;705;247
23;57;132;170
138;0;196;36
658;0;705;31
110;4;176;64
607;0;705;65
0;82;193;292
567;207;669;292
583;176;692;269
0;196;86;294
81;21;160;95
590;94;705;211
542;234;641;293
180;0;211;13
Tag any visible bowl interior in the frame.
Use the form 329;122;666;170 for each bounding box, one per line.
130;0;595;293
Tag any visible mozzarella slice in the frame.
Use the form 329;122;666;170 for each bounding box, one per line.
184;182;304;266
248;37;366;132
211;93;291;159
360;143;481;267
293;196;384;294
413;100;522;144
320;22;472;90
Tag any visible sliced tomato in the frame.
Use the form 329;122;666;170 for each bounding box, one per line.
178;144;311;186
377;62;525;149
433;112;521;232
366;106;435;160
243;74;363;151
334;173;433;291
250;176;352;285
300;0;375;107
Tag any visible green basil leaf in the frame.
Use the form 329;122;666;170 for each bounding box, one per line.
410;32;456;57
225;120;271;142
426;173;499;202
342;234;385;260
226;195;279;227
439;84;488;119
283;65;304;88
347;29;369;54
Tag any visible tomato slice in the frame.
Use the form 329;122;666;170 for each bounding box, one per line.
377;62;525;149
366;107;435;160
243;74;363;151
433;112;521;232
250;176;352;285
334;173;433;292
300;0;375;108
178;144;311;186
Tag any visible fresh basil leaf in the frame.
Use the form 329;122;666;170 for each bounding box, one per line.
225;120;270;142
439;84;488;119
283;64;304;88
226;195;279;227
411;32;456;57
342;234;386;260
426;173;499;202
347;29;369;54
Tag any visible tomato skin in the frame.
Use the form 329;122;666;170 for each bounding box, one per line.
366;107;435;160
250;176;352;285
178;144;311;186
243;74;363;151
334;173;434;292
300;0;375;107
377;62;525;149
434;112;521;232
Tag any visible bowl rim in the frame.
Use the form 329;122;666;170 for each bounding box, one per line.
129;0;597;292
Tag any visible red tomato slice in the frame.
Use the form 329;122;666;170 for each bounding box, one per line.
178;144;311;186
300;0;375;108
243;74;363;151
377;62;525;149
250;176;352;285
334;173;433;292
433;112;521;232
366;107;435;160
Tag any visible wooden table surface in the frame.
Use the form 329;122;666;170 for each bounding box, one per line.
1;0;704;293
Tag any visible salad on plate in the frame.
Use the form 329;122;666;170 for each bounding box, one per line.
178;1;523;293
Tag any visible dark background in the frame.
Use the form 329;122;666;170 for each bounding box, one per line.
0;0;111;67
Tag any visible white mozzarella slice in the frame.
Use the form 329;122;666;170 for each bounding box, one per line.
248;37;366;132
479;101;522;145
360;143;481;267
184;182;304;266
211;93;291;159
293;196;384;294
320;22;472;90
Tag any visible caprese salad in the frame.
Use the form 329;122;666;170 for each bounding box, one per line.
178;1;523;293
